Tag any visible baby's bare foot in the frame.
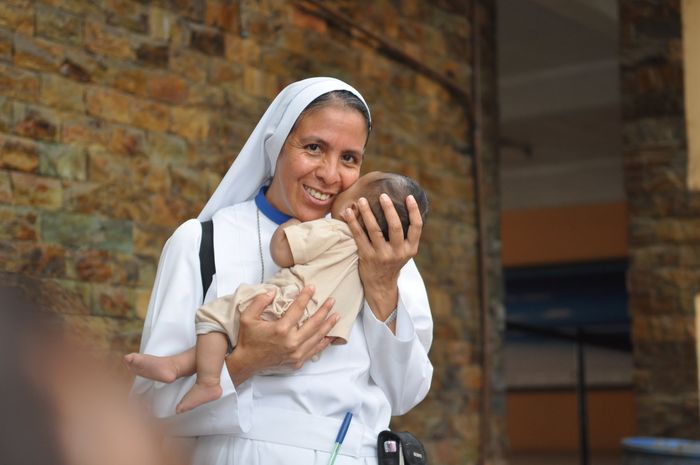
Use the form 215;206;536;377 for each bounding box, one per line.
175;382;222;414
123;353;179;383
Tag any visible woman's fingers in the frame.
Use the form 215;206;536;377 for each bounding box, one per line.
295;296;336;341
230;292;285;384
351;194;421;253
273;289;337;368
277;285;315;329
379;193;406;247
343;206;372;254
232;286;332;376
356;197;387;246
292;299;338;367
405;195;423;253
241;291;276;321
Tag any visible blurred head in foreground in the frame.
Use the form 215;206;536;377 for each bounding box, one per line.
0;281;180;465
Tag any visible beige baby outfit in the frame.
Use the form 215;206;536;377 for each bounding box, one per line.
195;218;363;346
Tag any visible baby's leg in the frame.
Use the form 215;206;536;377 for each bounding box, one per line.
123;348;196;383
175;332;228;414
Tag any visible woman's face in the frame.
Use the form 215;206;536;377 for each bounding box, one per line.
266;104;367;221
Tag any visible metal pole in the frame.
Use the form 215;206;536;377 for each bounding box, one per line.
470;1;493;463
576;329;590;465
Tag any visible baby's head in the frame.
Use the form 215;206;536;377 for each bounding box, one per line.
331;171;429;240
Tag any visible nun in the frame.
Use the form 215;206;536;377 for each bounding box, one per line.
132;77;433;465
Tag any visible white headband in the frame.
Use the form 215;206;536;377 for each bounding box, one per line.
198;77;371;221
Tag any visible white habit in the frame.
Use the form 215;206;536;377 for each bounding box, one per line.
132;200;433;465
132;76;433;465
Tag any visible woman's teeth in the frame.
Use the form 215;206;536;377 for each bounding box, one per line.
305;186;331;201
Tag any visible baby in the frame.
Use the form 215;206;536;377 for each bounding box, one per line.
125;171;429;413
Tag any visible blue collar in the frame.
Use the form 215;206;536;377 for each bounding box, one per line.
255;186;292;225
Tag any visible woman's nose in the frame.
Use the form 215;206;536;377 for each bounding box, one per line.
316;156;340;185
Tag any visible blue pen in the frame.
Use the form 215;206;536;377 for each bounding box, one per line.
327;412;353;465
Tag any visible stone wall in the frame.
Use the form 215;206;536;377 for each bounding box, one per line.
0;0;504;462
620;0;700;437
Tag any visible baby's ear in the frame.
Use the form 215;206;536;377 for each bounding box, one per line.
350;202;368;230
350;202;367;224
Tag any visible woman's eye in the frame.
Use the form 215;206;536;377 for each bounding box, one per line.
306;143;321;153
342;153;359;164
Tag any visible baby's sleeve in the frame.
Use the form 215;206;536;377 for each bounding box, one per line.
284;220;345;265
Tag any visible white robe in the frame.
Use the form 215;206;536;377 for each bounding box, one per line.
133;199;434;465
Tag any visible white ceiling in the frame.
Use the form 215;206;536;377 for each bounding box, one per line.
498;0;624;210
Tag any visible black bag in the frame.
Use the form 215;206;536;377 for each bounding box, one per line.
378;430;428;465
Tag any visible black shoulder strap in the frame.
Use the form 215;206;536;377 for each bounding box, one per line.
199;220;215;302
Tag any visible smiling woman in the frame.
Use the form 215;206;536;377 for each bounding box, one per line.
129;77;433;465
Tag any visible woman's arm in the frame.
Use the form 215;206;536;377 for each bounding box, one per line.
362;260;433;415
343;194;433;414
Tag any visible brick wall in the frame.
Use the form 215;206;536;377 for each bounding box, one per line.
0;0;504;462
620;0;700;437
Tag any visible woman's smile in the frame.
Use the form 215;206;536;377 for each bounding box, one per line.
304;185;334;202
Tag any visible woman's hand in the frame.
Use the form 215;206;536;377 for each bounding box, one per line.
225;286;338;386
343;194;423;327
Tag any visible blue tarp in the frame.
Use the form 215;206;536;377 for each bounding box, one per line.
623;437;700;458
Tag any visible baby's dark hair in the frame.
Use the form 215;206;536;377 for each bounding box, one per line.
363;174;429;241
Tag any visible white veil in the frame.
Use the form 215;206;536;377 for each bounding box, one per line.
198;77;371;221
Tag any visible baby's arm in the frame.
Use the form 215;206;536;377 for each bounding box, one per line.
270;219;301;268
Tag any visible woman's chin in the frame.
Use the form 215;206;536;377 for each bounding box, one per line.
295;206;331;222
296;196;333;220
